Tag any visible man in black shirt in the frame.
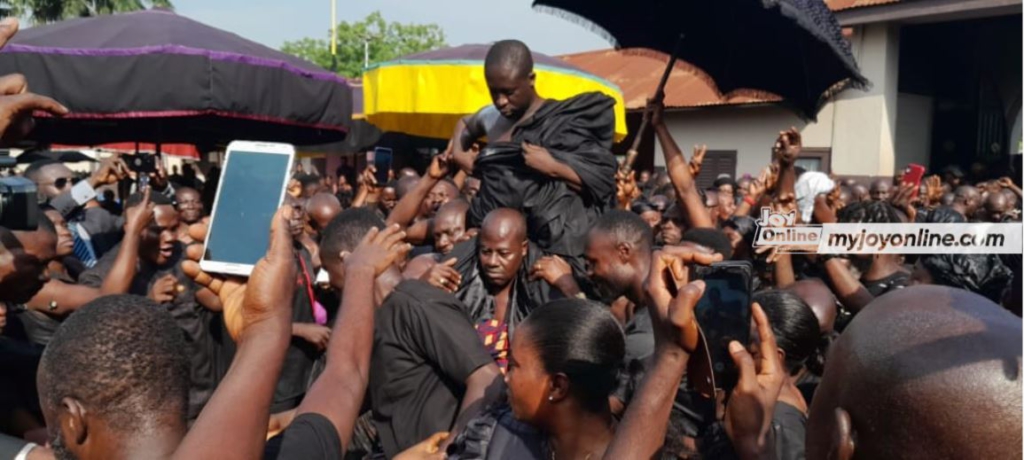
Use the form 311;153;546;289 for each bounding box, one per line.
369;279;498;458
269;209;415;459
584;210;720;439
79;192;215;421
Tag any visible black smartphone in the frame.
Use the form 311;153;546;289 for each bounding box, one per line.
373;147;392;184
693;261;753;393
124;153;157;174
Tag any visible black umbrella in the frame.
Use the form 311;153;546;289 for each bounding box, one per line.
16;150;96;164
534;0;869;121
0;9;352;146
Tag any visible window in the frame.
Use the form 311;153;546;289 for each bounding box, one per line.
694;150;737;189
796;148;832;174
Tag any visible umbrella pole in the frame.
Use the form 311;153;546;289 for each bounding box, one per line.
621;36;684;174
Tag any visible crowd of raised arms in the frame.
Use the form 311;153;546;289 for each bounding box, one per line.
0;30;1020;460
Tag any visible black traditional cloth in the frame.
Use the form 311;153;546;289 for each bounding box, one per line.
466;92;617;273
444;238;561;333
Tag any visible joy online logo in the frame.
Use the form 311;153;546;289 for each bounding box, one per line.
753;207;823;251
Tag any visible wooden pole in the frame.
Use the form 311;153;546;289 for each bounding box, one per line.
621;36;684;174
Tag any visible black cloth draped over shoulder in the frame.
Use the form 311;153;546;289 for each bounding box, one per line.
444;238;562;333
466;92;618;273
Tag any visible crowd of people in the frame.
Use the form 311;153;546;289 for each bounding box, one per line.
0;27;1021;460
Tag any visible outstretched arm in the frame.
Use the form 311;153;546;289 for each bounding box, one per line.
386;155;451;245
292;226;411;451
649;98;714;229
175;207;297;460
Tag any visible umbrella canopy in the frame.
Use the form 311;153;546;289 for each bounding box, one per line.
533;0;869;121
0;9;352;146
362;44;628;141
300;78;383;156
16;150;96;164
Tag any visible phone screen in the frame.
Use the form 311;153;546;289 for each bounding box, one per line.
373;147;392;184
204;150;291;269
694;263;752;392
902;164;925;199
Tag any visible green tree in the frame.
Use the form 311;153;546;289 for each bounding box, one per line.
281;11;447;78
2;0;173;24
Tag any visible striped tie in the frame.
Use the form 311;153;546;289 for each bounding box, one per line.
68;222;98;268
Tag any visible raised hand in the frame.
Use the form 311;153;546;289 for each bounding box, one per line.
724;302;786;460
123;186;154;235
689;145;707;177
343;224;412;277
426;153;450;180
149;155;169;190
89;154;129;188
182;206;297;340
358;165;379;189
772;128;801;165
647;96;665;127
645;246;721;353
421;258;462;293
615;170;641;207
287;178;302;198
924;175;943;206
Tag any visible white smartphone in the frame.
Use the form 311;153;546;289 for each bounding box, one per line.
200;141;295;276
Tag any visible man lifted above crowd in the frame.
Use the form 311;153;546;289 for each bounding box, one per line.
448;39;618;277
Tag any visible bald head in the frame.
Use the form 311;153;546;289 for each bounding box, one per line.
787;279;838;334
484;39;533;79
983;192;1010;222
852;184;869;202
870;179;892;201
480;208;526;244
306;193;342;232
433;199;470;255
807;286;1022;460
953;185;982;215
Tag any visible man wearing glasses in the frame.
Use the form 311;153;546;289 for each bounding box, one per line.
24;157;126;266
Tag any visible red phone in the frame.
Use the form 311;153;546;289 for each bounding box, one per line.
902;164;926;199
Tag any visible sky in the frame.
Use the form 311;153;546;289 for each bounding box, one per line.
171;0;612;57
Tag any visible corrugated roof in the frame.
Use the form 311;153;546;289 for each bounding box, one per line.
825;0;901;12
559;49;779;110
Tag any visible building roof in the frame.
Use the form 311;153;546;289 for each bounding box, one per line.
559;49;779;111
825;0;901;12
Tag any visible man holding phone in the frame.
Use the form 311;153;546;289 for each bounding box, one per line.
26;157;127;264
584;210;722;438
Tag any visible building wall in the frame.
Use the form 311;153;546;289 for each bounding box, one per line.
831;24;901;176
654;102;837;178
894;93;934;169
